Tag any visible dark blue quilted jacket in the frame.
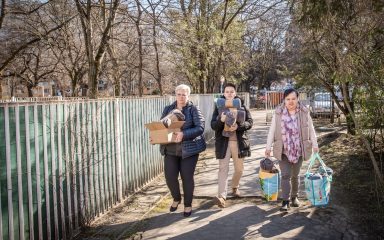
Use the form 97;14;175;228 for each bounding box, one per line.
160;101;206;159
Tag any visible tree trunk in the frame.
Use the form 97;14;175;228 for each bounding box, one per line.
150;4;163;95
75;0;120;99
198;0;208;94
345;104;356;135
28;86;33;97
341;82;355;134
71;73;77;97
198;51;207;93
88;62;98;98
135;0;143;97
27;81;36;97
105;45;121;97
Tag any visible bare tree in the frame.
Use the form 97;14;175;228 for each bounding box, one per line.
46;19;87;96
146;0;166;95
0;1;75;75
74;0;120;98
243;5;289;90
132;0;144;96
15;46;59;96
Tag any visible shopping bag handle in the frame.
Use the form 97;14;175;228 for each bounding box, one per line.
306;152;330;177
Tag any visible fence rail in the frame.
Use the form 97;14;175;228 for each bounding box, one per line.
0;93;249;240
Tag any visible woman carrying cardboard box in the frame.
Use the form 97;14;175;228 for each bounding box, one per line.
153;84;206;217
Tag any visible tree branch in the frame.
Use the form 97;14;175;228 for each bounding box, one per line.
0;14;76;73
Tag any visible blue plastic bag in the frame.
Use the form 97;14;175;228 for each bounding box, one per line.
304;153;332;206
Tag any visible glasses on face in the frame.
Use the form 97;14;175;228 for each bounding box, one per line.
176;93;188;97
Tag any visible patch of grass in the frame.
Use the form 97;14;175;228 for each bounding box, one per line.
152;196;172;213
319;133;384;237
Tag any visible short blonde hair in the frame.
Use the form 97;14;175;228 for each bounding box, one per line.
175;84;191;95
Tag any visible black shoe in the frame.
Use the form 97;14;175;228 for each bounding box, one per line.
280;200;290;212
183;207;192;217
170;201;181;212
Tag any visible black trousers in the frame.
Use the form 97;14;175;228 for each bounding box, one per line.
164;154;199;207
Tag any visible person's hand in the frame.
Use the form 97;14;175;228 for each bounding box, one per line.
174;132;184;142
149;137;154;145
228;123;238;131
220;112;226;122
313;147;319;153
265;149;271;158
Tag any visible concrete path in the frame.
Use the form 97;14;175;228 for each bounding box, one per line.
81;110;360;240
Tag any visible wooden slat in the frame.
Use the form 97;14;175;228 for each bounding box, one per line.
92;102;100;216
57;104;66;239
34;104;43;239
25;105;35;240
5;105;15;240
110;101;116;203
105;102;112;207
87;102;95;217
129;100;136;191
97;102;105;213
100;102;108;210
82;102;90;219
42;105;51;240
64;104;73;237
114;100;122;202
50;104;59;240
77;102;84;225
70;103;79;229
15;105;25;240
123;100;129;193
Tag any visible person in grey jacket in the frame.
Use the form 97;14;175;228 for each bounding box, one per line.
265;88;318;211
156;84;206;217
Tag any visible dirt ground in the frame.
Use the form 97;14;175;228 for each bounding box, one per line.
318;132;384;238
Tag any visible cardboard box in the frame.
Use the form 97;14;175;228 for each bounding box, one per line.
145;121;185;144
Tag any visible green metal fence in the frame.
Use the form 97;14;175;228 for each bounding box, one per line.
0;93;249;240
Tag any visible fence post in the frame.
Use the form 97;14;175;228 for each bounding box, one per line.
114;99;122;202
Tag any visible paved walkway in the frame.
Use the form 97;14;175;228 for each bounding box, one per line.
82;110;359;240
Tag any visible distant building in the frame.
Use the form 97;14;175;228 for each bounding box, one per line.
0;83;10;99
32;81;55;97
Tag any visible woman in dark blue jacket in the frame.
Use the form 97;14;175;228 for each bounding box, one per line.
158;84;206;217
